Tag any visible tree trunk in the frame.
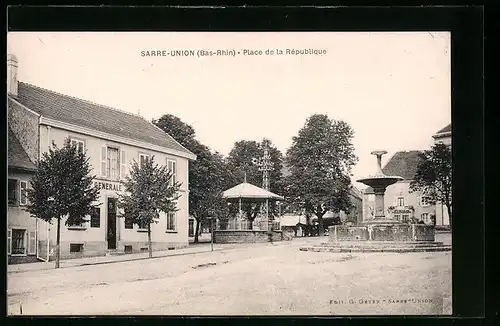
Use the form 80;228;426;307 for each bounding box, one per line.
55;217;61;269
317;214;325;236
147;223;153;258
194;218;201;243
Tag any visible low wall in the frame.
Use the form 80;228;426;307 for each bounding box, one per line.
329;224;436;242
214;230;282;244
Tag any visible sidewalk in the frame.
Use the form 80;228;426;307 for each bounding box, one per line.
7;243;234;274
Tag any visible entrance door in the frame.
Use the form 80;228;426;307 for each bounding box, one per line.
107;198;117;250
188;220;194;237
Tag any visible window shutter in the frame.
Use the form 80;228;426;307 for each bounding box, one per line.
173;161;177;184
28;231;36;255
7;229;12;255
120;150;127;179
101;146;107;177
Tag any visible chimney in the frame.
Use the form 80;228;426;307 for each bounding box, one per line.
7;54;19;97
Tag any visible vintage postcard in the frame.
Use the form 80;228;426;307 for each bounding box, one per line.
7;31;451;316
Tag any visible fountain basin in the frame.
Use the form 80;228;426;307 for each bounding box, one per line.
330;224;435;242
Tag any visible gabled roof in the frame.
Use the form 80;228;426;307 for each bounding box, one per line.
222;182;284;200
381;150;423;181
8;127;37;171
433;123;451;139
436;124;451;134
15;82;195;159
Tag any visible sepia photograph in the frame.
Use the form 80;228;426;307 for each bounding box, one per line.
7;31;452;316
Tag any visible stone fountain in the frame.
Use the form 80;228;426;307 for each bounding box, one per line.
299;150;451;253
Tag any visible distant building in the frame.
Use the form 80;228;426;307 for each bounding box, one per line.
432;123;452;226
7;54;196;262
432;123;451;146
362;150;446;225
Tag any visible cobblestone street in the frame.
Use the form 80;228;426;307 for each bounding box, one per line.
8;235;452;316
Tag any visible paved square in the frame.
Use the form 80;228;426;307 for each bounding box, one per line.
8;235;451;315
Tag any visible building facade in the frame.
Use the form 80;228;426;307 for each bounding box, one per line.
432;123;452;226
7;54;196;262
362;150;444;225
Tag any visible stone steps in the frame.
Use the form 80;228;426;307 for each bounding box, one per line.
319;241;446;248
299;245;452;253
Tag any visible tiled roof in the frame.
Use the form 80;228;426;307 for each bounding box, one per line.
16;82;195;159
381;150;423;180
435;123;451;134
8;127;37;171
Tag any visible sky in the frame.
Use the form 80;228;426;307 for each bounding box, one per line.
7;32;451;190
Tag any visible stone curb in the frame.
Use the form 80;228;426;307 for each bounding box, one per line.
299;246;452;253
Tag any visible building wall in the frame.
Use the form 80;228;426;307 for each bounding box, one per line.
362;181;437;224
433;133;451;226
8;170;37;261
8;99;39;164
39;124;190;259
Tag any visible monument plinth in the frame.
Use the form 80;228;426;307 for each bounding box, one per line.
299;150;451;253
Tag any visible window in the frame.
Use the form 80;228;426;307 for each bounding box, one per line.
8;179;18;205
167;159;177;186
68;217;86;229
70;244;84;253
401;214;410;223
90;207;101;228
70;138;85;154
107;147;120;180
139;154;150;169
421;213;430;224
397;197;405;207
394;214;401;222
124;217;134;229
166;212;177;231
138;219;148;230
20;181;28;205
420;196;431;207
11;229;26;255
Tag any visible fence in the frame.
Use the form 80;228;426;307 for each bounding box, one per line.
217;219;280;231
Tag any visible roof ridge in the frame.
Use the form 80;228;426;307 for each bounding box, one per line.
19;81;147;121
149;119;195;156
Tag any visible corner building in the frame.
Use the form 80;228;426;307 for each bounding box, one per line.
7;54;196;261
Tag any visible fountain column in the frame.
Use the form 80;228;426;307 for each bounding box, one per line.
373;187;386;219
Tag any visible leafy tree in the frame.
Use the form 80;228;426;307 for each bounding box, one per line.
410;143;452;228
117;156;180;258
153;114;231;242
25;138;100;268
285;114;358;235
226;139;284;228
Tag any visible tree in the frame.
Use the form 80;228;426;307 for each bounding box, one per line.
153;114;232;242
25;138;100;268
410;143;452;228
117;156;181;258
226;139;285;228
285;114;358;236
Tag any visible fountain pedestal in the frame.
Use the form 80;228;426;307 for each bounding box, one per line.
299;150;451;253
